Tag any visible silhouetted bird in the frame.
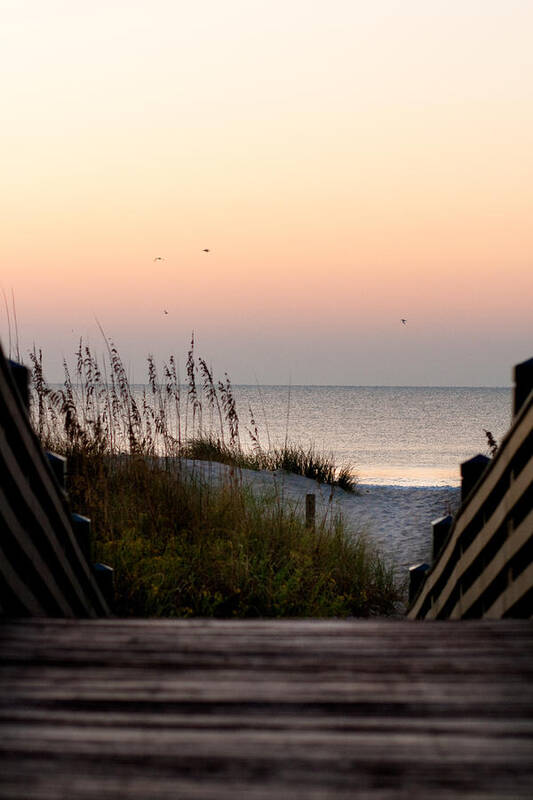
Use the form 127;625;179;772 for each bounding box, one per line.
401;319;407;325
202;249;210;253
153;256;165;261
163;310;168;315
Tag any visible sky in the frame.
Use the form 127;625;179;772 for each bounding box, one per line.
1;0;532;385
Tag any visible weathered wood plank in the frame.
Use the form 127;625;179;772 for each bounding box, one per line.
4;708;533;736
0;543;45;616
1;619;533;798
0;484;76;616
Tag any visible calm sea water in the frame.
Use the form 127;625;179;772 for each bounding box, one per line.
228;386;511;487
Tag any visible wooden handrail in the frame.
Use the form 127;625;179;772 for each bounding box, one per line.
0;343;110;618
408;387;533;619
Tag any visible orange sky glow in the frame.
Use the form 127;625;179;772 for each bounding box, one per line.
1;1;532;384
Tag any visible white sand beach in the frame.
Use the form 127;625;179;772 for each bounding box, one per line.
181;460;460;575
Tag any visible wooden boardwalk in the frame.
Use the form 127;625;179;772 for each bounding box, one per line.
1;618;533;798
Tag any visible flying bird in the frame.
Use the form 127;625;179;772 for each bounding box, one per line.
202;248;210;253
153;256;165;261
401;319;407;325
163;310;168;315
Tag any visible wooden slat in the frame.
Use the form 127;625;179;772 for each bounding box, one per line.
0;485;76;616
452;508;533;619
0;544;45;616
1;618;533;798
485;560;533;619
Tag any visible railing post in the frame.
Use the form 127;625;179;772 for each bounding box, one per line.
71;513;92;563
432;515;453;561
408;562;429;605
93;563;115;608
460;455;490;502
305;493;316;529
513;357;533;417
46;452;67;490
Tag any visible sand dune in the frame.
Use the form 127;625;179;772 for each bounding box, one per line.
181;460;460;573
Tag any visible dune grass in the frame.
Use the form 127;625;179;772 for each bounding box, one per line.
183;434;357;492
31;335;358;490
29;338;399;617
63;451;398;617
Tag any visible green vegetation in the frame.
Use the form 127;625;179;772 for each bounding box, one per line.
63;453;397;617
29;337;400;617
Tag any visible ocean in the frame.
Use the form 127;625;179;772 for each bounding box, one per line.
227;385;512;487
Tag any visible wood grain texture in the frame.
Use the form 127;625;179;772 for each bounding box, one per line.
1;618;533;798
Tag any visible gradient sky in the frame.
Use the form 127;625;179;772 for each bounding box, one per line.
1;0;532;385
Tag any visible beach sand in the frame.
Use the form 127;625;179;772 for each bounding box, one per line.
181;460;461;575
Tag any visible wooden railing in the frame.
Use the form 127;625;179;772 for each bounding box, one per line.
408;357;533;620
0;343;110;618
